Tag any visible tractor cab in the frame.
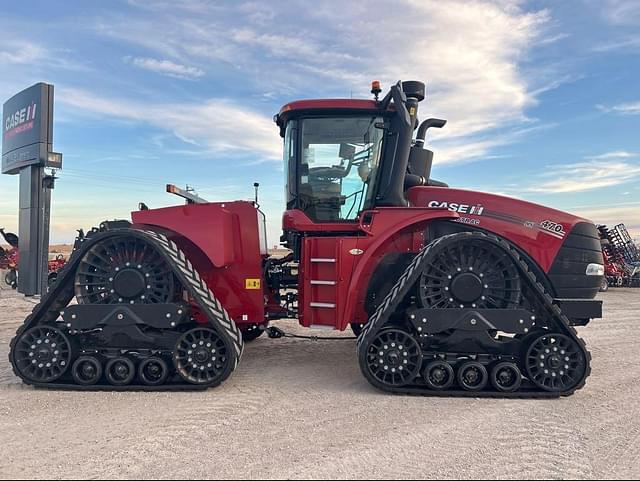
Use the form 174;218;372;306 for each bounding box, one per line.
277;101;389;223
275;81;447;230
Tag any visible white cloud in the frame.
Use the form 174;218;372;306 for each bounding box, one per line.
573;204;640;238
587;151;636;160
90;0;553;163
58;87;281;160
0;41;46;64
601;0;640;26
592;36;640;52
125;56;205;79
524;159;640;194
599;101;640;115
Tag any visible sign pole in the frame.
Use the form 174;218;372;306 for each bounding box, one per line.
2;83;62;296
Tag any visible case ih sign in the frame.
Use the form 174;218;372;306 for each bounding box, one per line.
1;83;57;175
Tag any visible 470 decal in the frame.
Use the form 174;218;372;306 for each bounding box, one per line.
540;220;566;239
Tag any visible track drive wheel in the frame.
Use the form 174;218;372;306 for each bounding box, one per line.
360;328;422;389
75;235;175;305
174;328;231;386
12;326;72;383
417;235;522;309
525;333;587;392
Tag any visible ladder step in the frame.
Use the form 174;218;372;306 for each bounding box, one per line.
310;302;336;309
310;258;336;263
310;280;337;286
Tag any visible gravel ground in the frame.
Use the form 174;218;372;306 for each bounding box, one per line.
0;282;638;480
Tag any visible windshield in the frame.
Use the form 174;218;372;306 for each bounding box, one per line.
298;116;384;222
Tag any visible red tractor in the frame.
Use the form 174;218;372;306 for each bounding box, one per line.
0;228;67;289
9;81;603;397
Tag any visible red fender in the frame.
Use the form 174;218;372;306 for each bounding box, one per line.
341;208;459;328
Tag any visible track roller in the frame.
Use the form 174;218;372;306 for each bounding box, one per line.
457;361;488;391
423;360;455;390
490;362;522;393
72;356;103;385
105;357;136;386
138;357;170;386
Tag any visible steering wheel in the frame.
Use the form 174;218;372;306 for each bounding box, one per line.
309;166;349;179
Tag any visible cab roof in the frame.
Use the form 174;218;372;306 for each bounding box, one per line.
275;99;394;135
278;99;380;115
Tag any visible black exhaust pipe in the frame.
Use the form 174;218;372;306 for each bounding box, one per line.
375;80;425;207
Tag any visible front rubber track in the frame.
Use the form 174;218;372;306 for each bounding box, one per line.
357;231;591;398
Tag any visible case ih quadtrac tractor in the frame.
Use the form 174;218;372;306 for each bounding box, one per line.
9;81;604;397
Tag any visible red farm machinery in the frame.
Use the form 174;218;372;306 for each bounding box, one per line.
9;81;604;397
0;228;66;289
598;224;640;290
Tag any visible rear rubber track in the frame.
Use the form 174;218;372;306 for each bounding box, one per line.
8;225;244;390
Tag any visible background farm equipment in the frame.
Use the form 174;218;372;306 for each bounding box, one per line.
0;228;67;290
598;224;640;290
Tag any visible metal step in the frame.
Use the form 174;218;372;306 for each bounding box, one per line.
310;280;337;286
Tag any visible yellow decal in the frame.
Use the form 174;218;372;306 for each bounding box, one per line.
245;278;261;289
409;107;416;116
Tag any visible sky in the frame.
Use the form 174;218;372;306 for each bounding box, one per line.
0;0;639;245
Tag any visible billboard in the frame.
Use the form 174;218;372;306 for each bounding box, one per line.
1;83;55;175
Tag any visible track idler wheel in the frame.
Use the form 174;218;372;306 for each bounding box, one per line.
138;357;169;386
457;361;488;391
72;356;103;385
361;328;423;388
105;357;136;386
13;326;72;383
525;333;587;392
423;360;455;390
174;328;230;386
490;362;522;393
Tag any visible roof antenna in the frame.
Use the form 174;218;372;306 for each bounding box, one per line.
254;182;260;208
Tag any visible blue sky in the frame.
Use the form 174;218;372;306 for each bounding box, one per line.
0;0;639;245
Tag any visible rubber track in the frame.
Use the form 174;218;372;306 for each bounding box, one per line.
357;231;592;398
8;226;244;390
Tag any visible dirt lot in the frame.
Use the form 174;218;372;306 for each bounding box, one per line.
0;285;638;480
